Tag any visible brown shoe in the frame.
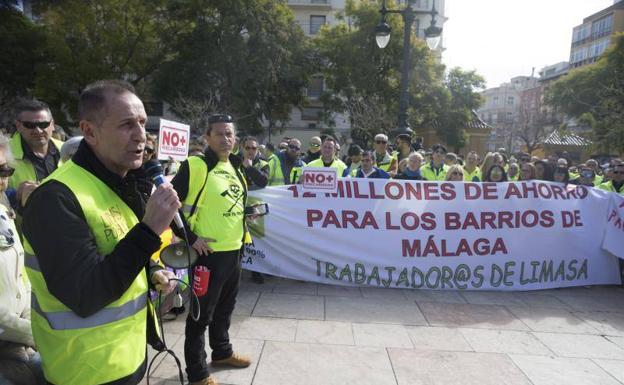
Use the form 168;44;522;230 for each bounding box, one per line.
189;376;218;385
211;352;251;368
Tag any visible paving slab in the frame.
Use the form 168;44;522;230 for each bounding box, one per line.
593;358;624;383
506;306;599;334
251;293;324;320
317;284;363;298
510;354;621;385
418;302;529;330
271;280;319;296
209;338;264;385
403;289;468;304
295;320;355;345
574;311;624;337
352;323;413;348
550;289;624;312
459;328;552;355
388;349;532;385
232;290;260;316
461;291;569;308
253;341;396;385
360;286;408;300
325;296;427;325
406;326;473;352
532;332;624;360
235;316;297;342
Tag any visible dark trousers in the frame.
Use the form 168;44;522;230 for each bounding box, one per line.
184;249;241;382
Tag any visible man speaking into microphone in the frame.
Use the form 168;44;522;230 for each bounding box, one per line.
22;80;178;385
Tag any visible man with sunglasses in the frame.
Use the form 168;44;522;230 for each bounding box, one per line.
267;138;306;185
599;163;624;195
9;100;64;209
373;133;397;175
306;136;347;177
302;136;322;164
420;143;450;181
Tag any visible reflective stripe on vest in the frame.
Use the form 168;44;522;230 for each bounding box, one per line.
31;293;146;330
24;160;149;385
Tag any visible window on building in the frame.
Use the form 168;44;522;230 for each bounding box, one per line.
492;96;499;106
307;76;324;99
301;107;322;121
591;14;613;40
507;96;515;106
506;112;513;122
310;15;326;35
491;113;497;122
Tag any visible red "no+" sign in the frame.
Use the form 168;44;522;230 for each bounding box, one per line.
158;119;190;161
302;167;338;192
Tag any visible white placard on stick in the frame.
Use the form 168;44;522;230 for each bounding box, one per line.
158;119;190;161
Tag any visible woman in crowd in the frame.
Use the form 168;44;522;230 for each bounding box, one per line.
508;162;520;181
445;165;464;181
483;165;508;183
0;133;44;385
534;160;553;181
519;163;537;181
395;152;426;180
553;166;570;185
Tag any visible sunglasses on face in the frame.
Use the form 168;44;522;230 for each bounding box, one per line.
20;121;51;130
310;143;320;148
0;166;15;178
375;140;387;144
208;114;233;124
434;150;446;155
288;145;301;151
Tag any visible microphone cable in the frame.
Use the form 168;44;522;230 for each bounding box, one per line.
146;222;201;385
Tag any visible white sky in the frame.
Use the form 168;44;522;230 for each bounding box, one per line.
442;0;614;88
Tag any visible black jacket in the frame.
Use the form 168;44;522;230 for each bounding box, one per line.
23;141;162;385
171;148;248;246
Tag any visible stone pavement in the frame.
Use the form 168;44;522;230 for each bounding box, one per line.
142;272;624;385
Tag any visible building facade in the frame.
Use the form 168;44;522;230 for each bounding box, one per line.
569;1;624;69
477;75;539;152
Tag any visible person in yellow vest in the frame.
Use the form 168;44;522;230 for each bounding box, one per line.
463;151;481;182
240;136;269;284
420;144;450;181
171;114;253;385
267;138;306;185
599;164;624;195
306;136;347;177
343;144;363;177
9;100;64;209
21;80;178;385
373;133;397;174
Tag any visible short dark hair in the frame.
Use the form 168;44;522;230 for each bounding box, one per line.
78;80;136;123
16;99;52;120
348;145;363;157
323;136;336;145
431;144;447;153
242;136;258;146
361;150;375;160
206;114;234;134
396;134;411;144
266;143;275;152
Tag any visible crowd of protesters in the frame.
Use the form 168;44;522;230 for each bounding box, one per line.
0;98;623;385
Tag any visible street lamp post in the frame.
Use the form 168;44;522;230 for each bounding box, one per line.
375;0;442;136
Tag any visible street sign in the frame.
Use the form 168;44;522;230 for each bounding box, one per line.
302;167;338;193
158;119;190;161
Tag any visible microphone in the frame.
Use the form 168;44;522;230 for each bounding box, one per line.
143;160;184;229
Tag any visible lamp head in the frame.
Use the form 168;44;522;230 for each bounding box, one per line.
375;22;391;49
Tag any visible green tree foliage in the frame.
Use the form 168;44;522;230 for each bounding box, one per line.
313;0;483;150
437;68;485;151
546;33;624;154
0;5;47;127
33;0;186;126
151;0;314;135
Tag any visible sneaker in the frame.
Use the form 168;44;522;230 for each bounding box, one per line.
212;352;251;368
190;376;218;385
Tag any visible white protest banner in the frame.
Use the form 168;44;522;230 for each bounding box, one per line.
245;180;623;291
603;193;624;260
302;167;338;193
158;119;190;161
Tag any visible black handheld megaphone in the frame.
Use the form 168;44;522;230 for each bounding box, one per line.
159;241;199;269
